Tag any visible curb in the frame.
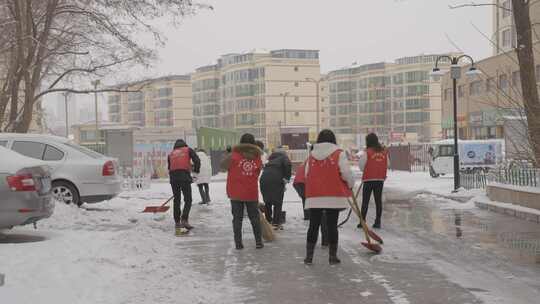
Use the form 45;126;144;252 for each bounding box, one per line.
475;201;540;224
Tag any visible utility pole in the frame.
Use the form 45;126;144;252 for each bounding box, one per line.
63;92;69;137
280;92;289;127
306;78;323;134
91;80;101;151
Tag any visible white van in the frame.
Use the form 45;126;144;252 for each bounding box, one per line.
429;139;504;178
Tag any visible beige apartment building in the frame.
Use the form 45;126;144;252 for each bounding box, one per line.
108;75;192;130
326;54;456;145
192;49;323;148
440;48;540;140
492;0;540;55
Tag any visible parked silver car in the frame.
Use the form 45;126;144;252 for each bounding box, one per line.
0;134;122;206
0;147;54;229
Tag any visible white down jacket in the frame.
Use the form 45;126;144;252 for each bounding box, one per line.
195;151;212;184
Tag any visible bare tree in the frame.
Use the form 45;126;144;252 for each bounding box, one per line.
0;0;211;133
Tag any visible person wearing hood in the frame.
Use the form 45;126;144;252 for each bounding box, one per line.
304;129;355;265
260;146;292;229
220;133;264;250
168;139;201;231
194;148;212;205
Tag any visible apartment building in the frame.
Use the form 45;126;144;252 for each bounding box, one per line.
326;54;455;144
492;0;540;55
108;75;192;130
439;49;540;141
192;49;322;148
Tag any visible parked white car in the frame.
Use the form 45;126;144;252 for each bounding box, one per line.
0;146;54;229
0;134;122;206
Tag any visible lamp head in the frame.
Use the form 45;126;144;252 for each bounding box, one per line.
465;66;482;79
430;67;445;81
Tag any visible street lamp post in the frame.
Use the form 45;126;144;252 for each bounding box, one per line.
431;55;482;191
280;92;290;127
63;92;69;137
91;79;101;151
306;77;323;134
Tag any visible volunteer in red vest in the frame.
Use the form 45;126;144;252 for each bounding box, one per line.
294;158;329;247
168;139;201;230
304;129;355;265
358;133;388;229
220;133;264;250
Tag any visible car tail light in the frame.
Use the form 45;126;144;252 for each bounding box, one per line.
6;171;36;191
102;160;115;176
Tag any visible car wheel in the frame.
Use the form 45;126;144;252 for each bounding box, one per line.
52;181;81;206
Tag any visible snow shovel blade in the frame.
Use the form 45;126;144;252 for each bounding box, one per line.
361;242;382;253
142;196;174;213
142;205;170;213
368;230;384;244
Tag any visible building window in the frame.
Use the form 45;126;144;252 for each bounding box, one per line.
502;1;512;18
469;80;483;96
502;28;514;48
486;77;494;92
294;82;299;87
295;112;299;117
294;66;299;72
458;85;464;98
294;96;299;102
512;71;521;86
499;74;509;92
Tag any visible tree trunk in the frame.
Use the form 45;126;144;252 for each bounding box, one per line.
512;0;540;165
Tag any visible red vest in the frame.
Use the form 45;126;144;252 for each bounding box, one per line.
169;147;191;172
305;150;352;198
226;151;262;202
362;148;388;181
293;162;306;185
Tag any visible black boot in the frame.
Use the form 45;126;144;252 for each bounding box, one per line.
304;242;316;265
329;243;341;265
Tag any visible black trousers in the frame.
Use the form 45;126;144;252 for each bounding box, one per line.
231;200;262;245
197;183;210;203
170;180;192;223
307;209;338;245
293;183;310;220
361;181;384;224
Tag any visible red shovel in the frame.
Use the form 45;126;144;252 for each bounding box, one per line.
347;196;383;254
142;196;173;213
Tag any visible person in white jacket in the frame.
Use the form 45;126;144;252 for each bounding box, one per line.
194;149;212;205
303;129;355;265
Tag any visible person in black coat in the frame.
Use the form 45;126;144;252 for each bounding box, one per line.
260;148;292;228
167;139;201;229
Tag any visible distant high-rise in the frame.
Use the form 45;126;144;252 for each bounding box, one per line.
192;49;323;148
326;54;457;143
107;75;192;130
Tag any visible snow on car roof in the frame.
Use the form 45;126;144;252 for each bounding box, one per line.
0;132;69;143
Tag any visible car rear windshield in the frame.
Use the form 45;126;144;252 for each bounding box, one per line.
64;141;105;159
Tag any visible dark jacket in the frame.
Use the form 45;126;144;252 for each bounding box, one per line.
168;139;201;183
260;151;292;185
260;151;291;204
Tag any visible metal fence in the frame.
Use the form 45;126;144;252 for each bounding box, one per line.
388;143;431;172
461;167;540;190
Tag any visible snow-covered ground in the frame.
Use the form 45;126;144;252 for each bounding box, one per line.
1;171;539;304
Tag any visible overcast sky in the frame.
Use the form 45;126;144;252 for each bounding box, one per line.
148;0;492;76
45;0;493;122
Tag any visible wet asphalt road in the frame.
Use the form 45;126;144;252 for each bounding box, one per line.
168;185;540;304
